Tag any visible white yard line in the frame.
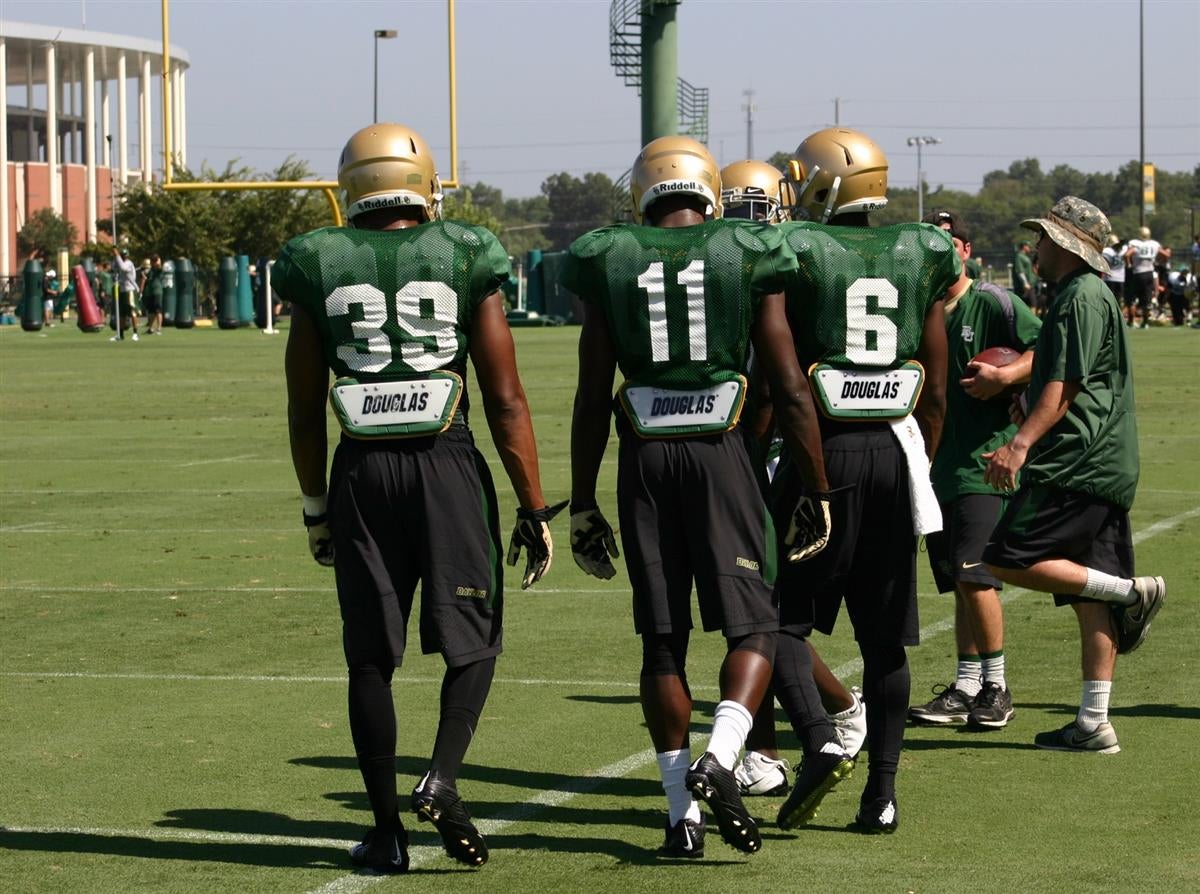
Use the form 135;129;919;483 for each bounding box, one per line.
0;585;623;595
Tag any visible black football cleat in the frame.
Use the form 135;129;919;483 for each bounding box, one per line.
685;752;762;854
411;772;488;867
777;744;855;830
853;796;899;834
349;820;410;874
658;813;705;859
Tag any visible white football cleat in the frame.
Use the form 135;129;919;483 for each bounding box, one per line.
734;751;790;796
830;686;867;760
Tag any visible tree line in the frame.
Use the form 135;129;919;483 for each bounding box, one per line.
18;155;1198;277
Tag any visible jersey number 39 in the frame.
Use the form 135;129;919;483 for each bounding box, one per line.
326;282;457;373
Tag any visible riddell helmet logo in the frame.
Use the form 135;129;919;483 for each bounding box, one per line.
359;194;417;210
651;181;703;196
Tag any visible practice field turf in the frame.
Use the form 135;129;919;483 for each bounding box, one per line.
1;321;1198;893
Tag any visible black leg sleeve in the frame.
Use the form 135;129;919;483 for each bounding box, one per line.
860;644;909;803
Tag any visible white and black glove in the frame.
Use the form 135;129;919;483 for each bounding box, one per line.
784;490;836;563
507;500;568;589
303;510;335;567
570;501;620;580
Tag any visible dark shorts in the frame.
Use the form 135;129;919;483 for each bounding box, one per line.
982;485;1134;606
616;426;778;638
773;424;919;647
143;291;162;314
118;290;138;315
1128;271;1156;310
926;494;1006;594
328;430;503;668
1106;280;1124;303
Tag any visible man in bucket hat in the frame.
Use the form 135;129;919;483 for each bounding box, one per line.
980;196;1164;754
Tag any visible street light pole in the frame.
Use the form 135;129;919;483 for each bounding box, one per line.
907;135;942;220
373;29;398;122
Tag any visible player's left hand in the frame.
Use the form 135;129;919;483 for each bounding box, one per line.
507;500;568;589
303;512;335;567
784;491;834;562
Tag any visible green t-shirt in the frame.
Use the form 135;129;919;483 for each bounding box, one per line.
778;221;960;369
273;221;511;416
1013;250;1037;292
931;281;1042;502
1023;267;1139;509
145;267;164;298
560;219;795;390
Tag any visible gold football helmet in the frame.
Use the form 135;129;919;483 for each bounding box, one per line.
785;127;888;223
338;123;443;222
630;135;721;224
720;160;793;223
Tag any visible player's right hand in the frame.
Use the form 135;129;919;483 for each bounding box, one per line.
784;491;833;562
569;502;619;580
303;512;335;567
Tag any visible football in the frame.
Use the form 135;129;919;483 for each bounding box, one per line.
969;346;1022;369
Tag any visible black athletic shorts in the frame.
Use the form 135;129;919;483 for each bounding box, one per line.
1128;271;1156;311
143;292;162;314
328;429;504;668
926;494;1006;594
773;422;919;647
982;484;1134;606
616;425;778;638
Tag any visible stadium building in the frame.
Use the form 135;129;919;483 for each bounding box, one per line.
0;22;190;278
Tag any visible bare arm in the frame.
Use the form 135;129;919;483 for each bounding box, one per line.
745;364;775;445
913;297;948;459
982;378;1080;489
469;292;546;511
751;292;828;491
285;304;330;498
961;349;1034;400
570;303;617;507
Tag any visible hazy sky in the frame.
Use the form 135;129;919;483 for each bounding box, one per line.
4;0;1198;199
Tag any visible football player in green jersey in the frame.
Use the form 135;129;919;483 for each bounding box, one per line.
982;197;1165;755
768;128;957;834
910;210;1040;731
279;123;562;873
719;160;868;800
564;136;831;859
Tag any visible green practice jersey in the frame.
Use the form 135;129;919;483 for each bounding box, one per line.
560;220;795;390
145;267;164;298
273;222;511;402
1024;268;1139;509
931;281;1042;503
778;221;960;370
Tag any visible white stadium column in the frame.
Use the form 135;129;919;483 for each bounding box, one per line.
26;50;35;162
101;79;110;167
46;42;59;212
141;55;152;182
86;47;98;244
118;52;128;186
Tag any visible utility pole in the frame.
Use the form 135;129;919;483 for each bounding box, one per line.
834;96;841;126
742;89;756;159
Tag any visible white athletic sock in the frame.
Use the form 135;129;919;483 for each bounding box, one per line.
955;656;983;697
1076;680;1112;733
981;651;1006;690
1079;568;1136;605
705;700;754;771
657;749;700;826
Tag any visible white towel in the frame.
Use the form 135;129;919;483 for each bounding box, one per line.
888;416;943;536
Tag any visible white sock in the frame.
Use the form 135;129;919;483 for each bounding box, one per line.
1079;568;1136;605
956;657;983;697
1076;680;1112;732
657;749;700;826
981;652;1006;690
705;700;754;771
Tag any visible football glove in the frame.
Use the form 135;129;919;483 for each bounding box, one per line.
507;500;568;589
783;490;836;563
570;502;620;580
303;511;335;567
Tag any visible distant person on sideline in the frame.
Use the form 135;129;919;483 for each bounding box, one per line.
111;249;141;342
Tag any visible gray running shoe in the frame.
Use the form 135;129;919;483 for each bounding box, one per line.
968;682;1014;729
1114;576;1165;654
1033;720;1120;754
909;683;974;724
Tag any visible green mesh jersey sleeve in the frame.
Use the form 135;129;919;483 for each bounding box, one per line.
562;220;787;390
271;222;511;383
780;221;960;369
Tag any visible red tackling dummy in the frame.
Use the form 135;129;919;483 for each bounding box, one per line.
72;265;105;332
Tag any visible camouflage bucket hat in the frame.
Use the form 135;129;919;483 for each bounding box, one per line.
1021;196;1111;274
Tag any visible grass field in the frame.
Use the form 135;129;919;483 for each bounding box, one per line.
1;320;1198;893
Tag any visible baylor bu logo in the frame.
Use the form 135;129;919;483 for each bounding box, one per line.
961;324;975;344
